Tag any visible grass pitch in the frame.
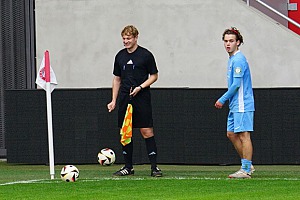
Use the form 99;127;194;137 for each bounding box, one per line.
0;161;300;200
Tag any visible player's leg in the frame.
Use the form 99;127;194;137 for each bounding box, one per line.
140;127;154;138
113;128;135;176
228;112;254;178
133;91;162;176
140;128;162;177
113;146;134;176
238;131;253;161
239;112;254;174
228;131;255;175
122;137;134;169
114;95;135;176
140;128;156;168
227;131;243;158
227;111;243;158
238;131;253;173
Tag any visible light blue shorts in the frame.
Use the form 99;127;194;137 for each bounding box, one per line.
227;111;254;133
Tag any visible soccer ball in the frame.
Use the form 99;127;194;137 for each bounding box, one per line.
97;148;116;166
60;165;79;182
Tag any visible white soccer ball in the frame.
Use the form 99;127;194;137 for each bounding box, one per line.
97;148;116;166
60;165;79;182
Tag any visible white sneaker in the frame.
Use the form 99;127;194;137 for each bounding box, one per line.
240;165;255;175
228;169;251;179
250;165;255;174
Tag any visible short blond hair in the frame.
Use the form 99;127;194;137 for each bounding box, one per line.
121;25;139;37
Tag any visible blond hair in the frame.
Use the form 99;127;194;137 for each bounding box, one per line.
121;25;139;37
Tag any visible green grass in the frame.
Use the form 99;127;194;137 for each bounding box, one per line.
0;161;300;200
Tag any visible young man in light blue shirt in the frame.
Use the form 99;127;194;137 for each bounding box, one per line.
215;27;255;178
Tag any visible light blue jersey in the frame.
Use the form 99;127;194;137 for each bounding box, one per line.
219;51;255;112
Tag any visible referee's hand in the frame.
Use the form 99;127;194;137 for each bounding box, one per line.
107;101;116;112
129;86;142;97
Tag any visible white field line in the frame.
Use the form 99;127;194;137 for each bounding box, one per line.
1;176;300;186
0;179;47;186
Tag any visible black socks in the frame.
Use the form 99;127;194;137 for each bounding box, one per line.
145;136;158;169
122;141;133;169
122;136;158;170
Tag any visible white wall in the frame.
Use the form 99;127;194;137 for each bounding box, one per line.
35;0;300;88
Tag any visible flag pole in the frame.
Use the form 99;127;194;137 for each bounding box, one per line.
45;50;55;179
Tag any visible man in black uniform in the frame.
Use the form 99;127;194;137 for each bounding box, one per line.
107;25;162;177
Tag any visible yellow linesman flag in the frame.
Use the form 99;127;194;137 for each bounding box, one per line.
120;103;133;146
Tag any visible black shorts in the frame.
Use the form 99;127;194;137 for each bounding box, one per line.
118;90;153;128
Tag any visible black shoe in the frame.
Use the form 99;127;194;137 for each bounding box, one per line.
151;167;162;177
113;167;134;176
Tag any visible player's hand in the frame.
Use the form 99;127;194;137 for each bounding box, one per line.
107;101;116;112
215;100;223;109
129;86;142;97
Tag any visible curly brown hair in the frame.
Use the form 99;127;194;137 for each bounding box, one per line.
222;27;244;46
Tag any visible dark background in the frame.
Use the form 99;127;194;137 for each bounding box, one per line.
5;88;300;165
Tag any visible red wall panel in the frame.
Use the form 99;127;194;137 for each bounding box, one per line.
288;0;300;35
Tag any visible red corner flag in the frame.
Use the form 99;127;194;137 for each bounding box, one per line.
36;50;57;92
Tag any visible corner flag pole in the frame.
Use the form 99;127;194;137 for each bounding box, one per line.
45;50;55;180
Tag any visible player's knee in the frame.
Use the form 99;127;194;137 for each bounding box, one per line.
140;128;154;138
226;131;235;139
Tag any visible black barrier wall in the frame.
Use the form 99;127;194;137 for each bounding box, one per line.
0;0;36;157
5;88;300;165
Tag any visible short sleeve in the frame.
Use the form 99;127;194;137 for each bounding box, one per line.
146;52;158;75
113;53;121;77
